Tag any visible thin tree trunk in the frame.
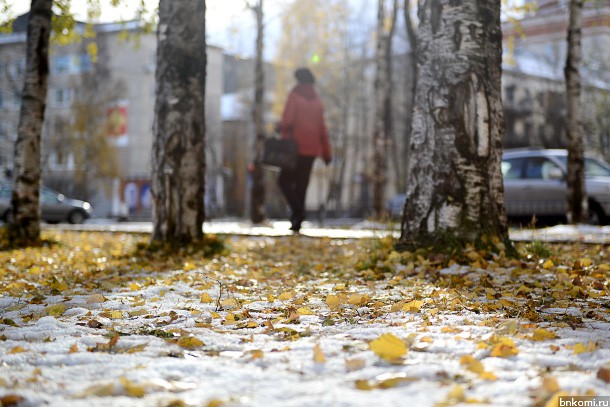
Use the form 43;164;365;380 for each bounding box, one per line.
565;0;586;224
399;1;508;249
9;0;53;244
372;0;397;217
151;0;207;244
250;0;266;224
398;0;417;193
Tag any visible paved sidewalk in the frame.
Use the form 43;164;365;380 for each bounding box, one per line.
46;219;610;243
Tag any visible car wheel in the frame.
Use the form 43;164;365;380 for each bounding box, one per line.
68;210;86;224
3;210;12;223
587;201;605;225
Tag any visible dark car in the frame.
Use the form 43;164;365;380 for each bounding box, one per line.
502;149;610;224
0;185;93;224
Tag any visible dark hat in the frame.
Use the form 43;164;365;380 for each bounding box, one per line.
295;67;315;84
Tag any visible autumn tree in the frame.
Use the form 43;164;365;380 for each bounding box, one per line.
565;0;587;224
8;0;53;244
249;0;266;224
63;68;121;200
398;1;509;250
150;0;207;245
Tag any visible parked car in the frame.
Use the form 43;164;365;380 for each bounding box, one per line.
0;185;92;224
386;193;406;219
502;148;610;224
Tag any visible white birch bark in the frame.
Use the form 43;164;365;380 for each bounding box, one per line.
9;0;52;243
399;0;508;247
151;0;207;244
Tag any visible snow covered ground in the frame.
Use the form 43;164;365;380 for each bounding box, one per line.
1;231;609;406
2;277;609;407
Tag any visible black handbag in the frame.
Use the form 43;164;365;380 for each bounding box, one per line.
261;137;298;170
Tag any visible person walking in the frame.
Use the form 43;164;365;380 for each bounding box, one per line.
277;67;332;233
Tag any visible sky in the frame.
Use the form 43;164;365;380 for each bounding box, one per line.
4;0;276;57
4;0;527;60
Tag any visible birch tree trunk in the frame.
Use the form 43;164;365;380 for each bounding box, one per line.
151;0;207;244
398;1;509;249
565;0;587;224
9;0;52;244
250;0;266;224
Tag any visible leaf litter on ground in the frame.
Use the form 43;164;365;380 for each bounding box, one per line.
0;231;609;406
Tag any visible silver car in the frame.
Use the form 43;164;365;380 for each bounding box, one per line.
0;185;92;224
502;149;610;224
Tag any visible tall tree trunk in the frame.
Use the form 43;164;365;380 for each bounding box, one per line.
399;1;508;249
565;0;586;224
250;0;266;224
372;0;397;217
9;0;53;244
151;0;207;244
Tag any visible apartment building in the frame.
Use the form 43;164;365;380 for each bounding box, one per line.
0;14;223;219
502;0;610;158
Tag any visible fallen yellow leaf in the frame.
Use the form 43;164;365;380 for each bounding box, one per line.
460;355;484;374
326;295;341;310
119;377;145;398
46;304;67;318
402;300;424;312
573;342;597;354
488;336;519;358
370;333;407;361
297;307;315;315
542;259;555;269
345;358;365;372
313;343;326;363
532;328;558;341
542;376;560;392
177;337;204;349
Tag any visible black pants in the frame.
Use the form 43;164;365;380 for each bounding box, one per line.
278;155;315;229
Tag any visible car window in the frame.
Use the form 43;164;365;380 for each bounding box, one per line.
523;157;561;180
502;158;524;179
556;156;610;177
41;189;58;204
585;159;610;177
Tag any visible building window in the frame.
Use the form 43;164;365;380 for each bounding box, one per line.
8;59;26;77
80;53;93;72
505;85;515;105
53;88;73;107
50;150;74;169
0;91;4;109
51;53;94;75
51;55;71;75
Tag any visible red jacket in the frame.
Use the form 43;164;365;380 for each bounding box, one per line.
278;84;332;162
